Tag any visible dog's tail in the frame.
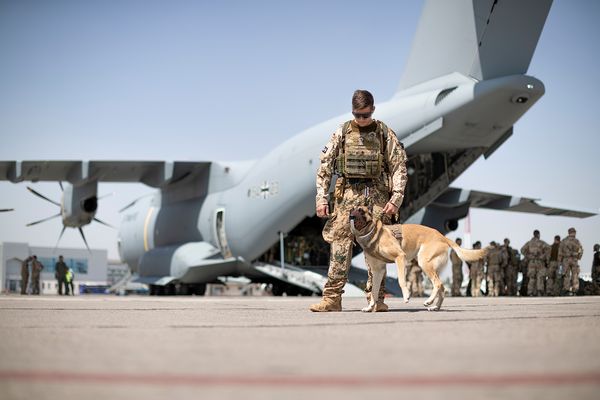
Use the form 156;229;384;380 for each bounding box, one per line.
444;237;488;262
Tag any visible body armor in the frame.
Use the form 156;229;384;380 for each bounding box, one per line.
336;121;385;179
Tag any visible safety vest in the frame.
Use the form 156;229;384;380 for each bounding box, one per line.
336;120;386;179
66;269;73;283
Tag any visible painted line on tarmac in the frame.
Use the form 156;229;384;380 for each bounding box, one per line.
1;370;600;388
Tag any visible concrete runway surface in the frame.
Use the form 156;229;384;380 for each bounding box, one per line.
1;295;599;400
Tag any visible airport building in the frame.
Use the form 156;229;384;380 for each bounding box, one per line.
0;242;126;295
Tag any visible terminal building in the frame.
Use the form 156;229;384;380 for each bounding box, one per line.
0;242;128;295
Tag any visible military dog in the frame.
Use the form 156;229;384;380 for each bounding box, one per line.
349;206;486;311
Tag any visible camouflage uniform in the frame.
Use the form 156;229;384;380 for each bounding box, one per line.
407;260;424;297
560;232;583;294
469;251;484;297
315;120;407;307
30;258;43;295
450;247;463;296
521;236;550;296
484;244;506;297
591;246;600;285
546;241;561;296
20;257;30;295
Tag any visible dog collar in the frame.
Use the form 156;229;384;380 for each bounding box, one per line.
351;220;375;241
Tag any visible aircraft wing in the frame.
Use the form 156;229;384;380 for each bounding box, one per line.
433;187;597;218
0;160;210;188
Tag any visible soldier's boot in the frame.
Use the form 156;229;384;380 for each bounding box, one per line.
309;296;342;312
374;301;388;312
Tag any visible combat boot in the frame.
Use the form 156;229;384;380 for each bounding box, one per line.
374;301;389;312
309;296;342;312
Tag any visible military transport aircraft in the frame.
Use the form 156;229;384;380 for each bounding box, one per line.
0;0;594;295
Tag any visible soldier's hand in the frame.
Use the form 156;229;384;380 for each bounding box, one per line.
383;201;398;216
316;204;329;218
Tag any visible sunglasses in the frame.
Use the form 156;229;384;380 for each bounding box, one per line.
352;111;373;120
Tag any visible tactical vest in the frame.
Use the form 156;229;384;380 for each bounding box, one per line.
336;121;386;179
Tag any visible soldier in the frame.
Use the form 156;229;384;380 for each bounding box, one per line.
560;228;583;295
500;238;518;296
407;259;424;297
469;241;484;297
310;89;408;312
55;255;69;295
450;238;463;296
521;230;550;296
592;244;600;285
546;235;561;296
30;255;44;295
20;256;32;295
484;241;506;297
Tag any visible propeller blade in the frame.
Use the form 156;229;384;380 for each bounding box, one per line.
59;181;64;191
78;227;91;253
27;186;60;207
93;217;115;229
54;226;67;252
26;213;61;226
119;193;152;213
97;192;114;200
0;208;14;212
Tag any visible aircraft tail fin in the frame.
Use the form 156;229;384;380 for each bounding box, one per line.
398;0;553;91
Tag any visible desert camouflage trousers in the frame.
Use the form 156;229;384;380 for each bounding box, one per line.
322;182;391;301
487;264;502;297
504;265;519;296
546;261;560;296
451;263;463;296
470;265;484;297
562;257;580;293
407;267;424;297
527;260;546;296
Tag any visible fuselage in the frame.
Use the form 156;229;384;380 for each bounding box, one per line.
118;73;545;272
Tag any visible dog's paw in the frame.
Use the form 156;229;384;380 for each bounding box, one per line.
403;295;410;304
427;305;440;311
362;305;375;312
423;300;433;307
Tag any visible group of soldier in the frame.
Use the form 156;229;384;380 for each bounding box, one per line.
20;255;44;295
438;227;594;298
20;255;75;296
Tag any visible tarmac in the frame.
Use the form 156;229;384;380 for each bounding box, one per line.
1;294;599;400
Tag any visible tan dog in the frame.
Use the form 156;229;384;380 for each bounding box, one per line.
349;206;487;311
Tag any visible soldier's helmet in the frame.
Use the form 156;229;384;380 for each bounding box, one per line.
568;227;576;234
594;244;600;252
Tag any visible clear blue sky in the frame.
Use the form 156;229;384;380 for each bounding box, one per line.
1;0;598;272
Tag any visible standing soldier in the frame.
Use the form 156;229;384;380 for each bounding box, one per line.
30;255;44;295
469;241;484;297
20;256;32;295
546;235;561;296
407;259;424;297
560;228;583;295
521;230;550;296
485;241;505;297
450;238;463;296
55;255;69;295
310;89;408;312
592;244;600;285
500;238;517;296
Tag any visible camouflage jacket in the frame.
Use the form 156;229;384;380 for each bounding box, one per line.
520;237;550;262
559;236;583;260
485;246;506;266
316;120;408;208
